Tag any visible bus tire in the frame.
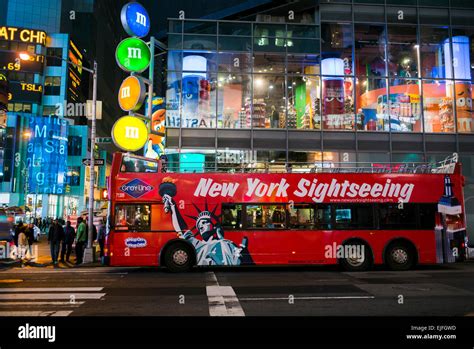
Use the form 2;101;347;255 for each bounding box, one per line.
385;241;416;271
163;243;194;273
339;241;373;272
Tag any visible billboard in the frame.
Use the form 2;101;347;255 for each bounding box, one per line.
25;116;69;194
144;97;166;159
67;40;83;104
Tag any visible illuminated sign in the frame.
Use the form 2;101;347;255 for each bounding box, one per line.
68;41;83;103
112;116;149;152
121;2;150;38
8;82;42;104
120;179;154;198
25;116;69;194
0;27;47;45
0;52;44;73
115;37;151;73
118;76;146;112
0;74;8;108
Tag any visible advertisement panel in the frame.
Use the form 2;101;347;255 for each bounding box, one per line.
25;116;69;194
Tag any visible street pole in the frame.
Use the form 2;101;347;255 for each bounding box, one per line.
84;60;98;264
147;37;155;126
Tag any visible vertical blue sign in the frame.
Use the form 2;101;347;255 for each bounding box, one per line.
26;116;68;194
121;2;151;38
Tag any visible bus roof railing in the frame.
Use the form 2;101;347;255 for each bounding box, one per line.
145;153;459;175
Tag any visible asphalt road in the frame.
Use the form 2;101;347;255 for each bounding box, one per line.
0;262;474;317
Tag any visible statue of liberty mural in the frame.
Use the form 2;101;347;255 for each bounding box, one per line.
160;179;251;266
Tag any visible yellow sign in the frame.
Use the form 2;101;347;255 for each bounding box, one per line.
112;116;149;152
0;26;47;45
118;76;146;112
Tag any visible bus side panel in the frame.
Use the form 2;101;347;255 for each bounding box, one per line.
331;230;438;265
109;232;177;266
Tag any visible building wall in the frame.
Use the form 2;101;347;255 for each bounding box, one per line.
5;0;62;33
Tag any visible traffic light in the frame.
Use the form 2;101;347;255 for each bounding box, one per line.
101;188;108;200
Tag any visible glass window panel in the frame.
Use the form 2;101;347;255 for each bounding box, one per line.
254;23;286;38
182;52;217;72
454;81;474;133
320;4;352;21
322;77;355;130
419;8;449;25
253;74;286;128
387;25;418;78
115;205;151;232
354;5;384;22
184;21;217;34
422;79;455;133
334;204;374;229
217;74;251;129
246;205;286;229
321;23;353;76
218;22;251;36
288;75;321;130
379;203;417;229
253;37;287;53
287;39;320;54
167;51;182;71
451;0;474;8
218;36;251;52
355;24;386;77
287;54;320;75
357;152;390;164
392;152;424;163
253;53;285;74
183;35;217;51
218;52;251;73
356;78;388;131
287;25;319;39
386;6;417;24
420;27;449;79
217;149;257;171
168;34;182;50
451;10;474;26
221;204;243;229
418;0;450;6
182;73;217;128
169;20;183;33
451;28;474;81
166;72;181;128
388;79;422;132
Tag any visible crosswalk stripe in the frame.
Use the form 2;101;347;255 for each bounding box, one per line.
0;301;85;306
206;272;245;317
0;287;103;292
0;293;106;300
0;311;73;316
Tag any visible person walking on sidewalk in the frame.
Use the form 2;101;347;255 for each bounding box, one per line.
48;219;64;265
97;219;106;259
60;221;75;263
25;223;35;259
75;217;87;265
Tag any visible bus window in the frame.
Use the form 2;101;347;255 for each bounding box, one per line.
379;204;417;230
334;204;374;229
315;205;332;230
115;205;151;231
121;157;158;173
246;204;286;229
222;204;243;229
289;204;314;229
418;204;437;230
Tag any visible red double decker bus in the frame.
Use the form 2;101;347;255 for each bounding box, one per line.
103;152;467;272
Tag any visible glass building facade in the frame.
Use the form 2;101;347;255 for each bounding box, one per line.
163;0;474;237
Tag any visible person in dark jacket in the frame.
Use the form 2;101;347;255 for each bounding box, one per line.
60;221;75;263
96;220;106;258
25;223;35;258
48;219;64;265
14;221;25;247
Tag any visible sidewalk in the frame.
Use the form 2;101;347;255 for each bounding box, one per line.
0;236;103;270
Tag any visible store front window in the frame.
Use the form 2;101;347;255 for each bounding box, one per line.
253;74;285;128
356;78;388;131
423;80;455;133
287;75;321;130
217;74;251;128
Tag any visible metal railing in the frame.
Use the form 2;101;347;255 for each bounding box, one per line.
161;153;459;175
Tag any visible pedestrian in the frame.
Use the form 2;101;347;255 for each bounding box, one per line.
97;219;106;258
60;221;75;263
17;229;28;261
25;223;35;259
75;217;87;265
14;221;25;247
48;218;64;265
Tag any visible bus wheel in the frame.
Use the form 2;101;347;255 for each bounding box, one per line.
164;243;194;272
339;242;372;272
385;242;415;271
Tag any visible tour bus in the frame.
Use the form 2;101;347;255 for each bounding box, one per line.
103;152;467;272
